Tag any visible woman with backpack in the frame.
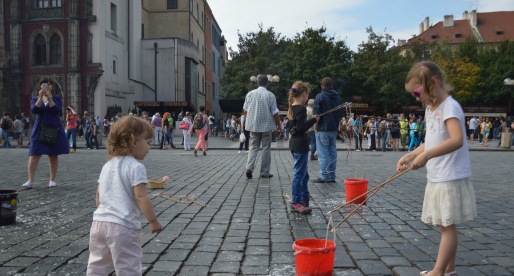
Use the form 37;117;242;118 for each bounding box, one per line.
192;106;209;157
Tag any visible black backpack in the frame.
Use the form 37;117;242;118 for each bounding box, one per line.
1;118;12;130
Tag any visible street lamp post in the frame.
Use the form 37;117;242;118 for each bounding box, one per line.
504;78;514;114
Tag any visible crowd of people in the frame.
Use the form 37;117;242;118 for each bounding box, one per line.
2;64;513;275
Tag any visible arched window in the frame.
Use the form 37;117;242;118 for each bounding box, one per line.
49;33;62;65
34;34;46;65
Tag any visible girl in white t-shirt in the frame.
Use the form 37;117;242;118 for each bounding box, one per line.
397;61;476;276
87;115;162;275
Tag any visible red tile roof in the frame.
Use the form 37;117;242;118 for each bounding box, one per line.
405;11;514;45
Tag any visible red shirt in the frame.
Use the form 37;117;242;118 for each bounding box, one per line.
67;113;78;129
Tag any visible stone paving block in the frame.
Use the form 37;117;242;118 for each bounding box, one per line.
216;251;243;262
349;251;380;260
245;245;269;256
196;244;220;253
0;267;24;275
143;241;170;254
332;268;364;275
243;255;270;267
2;256;41;267
487;256;514;267
220;242;245;252
151;261;182;273
333;249;355;268
185;251;216;266
475;264;513;275
247;238;269;246
392;266;422;276
210;261;241;273
355;259;392;275
241;265;270;275
372;247;401;257
249;231;268;239
160;249;190;262
203;230;226;238
142;253;160;264
380;256;411;267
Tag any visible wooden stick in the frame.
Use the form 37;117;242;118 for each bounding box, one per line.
159;194;189;204
182;195;206;207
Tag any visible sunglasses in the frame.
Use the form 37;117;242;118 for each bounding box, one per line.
412;86;422;98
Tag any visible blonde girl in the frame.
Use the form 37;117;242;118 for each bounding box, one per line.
87;115;162;275
397;61;476;276
287;81;318;214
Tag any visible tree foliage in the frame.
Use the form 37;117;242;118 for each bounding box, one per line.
221;25;514;114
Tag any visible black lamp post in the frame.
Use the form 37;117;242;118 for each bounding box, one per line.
154;42;159;102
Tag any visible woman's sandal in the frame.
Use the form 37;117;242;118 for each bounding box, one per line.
420;271;457;276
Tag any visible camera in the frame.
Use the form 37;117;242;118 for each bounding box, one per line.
41;83;48;90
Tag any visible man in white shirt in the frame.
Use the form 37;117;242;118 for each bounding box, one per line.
243;74;281;179
469;116;477;140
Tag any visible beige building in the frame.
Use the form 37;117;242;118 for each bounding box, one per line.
140;0;209;114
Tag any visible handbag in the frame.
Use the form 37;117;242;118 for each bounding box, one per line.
179;122;189;130
239;132;246;143
39;125;59;145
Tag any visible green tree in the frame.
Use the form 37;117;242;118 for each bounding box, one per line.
351;27;412;113
476;40;514;108
221;25;289;100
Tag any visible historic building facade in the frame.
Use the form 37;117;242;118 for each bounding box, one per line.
1;0;102;115
1;0;226;119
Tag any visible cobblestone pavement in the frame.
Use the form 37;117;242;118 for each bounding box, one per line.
0;137;513;275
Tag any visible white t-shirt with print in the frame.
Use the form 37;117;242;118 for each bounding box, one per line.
93;156;148;229
425;96;471;182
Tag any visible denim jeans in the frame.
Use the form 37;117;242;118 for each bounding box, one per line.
2;129;11;148
291;151;309;203
66;128;77;149
315;131;337;181
154;127;162;145
380;132;387;152
308;131;316;159
88;132;99;149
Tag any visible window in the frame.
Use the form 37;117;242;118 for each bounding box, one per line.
34;34;46;65
110;3;117;34
190;0;193;12
196;3;199;19
167;0;177;9
141;23;144;39
113;60;117;74
36;0;61;8
36;0;49;8
51;0;62;7
49;33;62;65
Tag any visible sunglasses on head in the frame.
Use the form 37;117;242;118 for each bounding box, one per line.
412;86;422;98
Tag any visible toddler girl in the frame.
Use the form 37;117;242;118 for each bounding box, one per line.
87;115;162;275
397;61;476;276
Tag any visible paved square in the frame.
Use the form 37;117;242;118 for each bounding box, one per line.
0;138;513;275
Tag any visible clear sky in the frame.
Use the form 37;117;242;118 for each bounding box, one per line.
208;0;514;55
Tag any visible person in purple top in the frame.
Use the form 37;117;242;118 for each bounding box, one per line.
22;78;69;189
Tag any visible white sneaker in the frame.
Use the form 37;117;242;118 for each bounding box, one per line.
238;151;242;154
22;181;33;189
48;181;57;188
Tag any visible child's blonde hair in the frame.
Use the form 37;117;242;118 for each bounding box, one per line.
405;61;453;98
287;81;311;120
107;115;153;158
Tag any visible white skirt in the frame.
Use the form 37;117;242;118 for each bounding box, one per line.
422;178;477;227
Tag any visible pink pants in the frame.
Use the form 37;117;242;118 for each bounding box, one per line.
195;129;207;151
87;220;142;275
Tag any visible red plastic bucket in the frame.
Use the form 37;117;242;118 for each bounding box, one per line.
345;178;369;204
293;239;336;276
